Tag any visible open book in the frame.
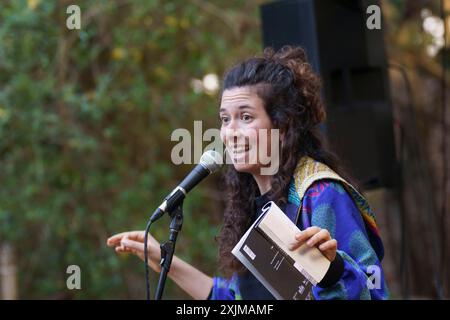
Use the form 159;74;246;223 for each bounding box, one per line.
231;201;330;300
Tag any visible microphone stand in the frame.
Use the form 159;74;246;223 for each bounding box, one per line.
154;201;184;300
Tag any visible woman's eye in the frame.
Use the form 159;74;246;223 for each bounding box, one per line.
220;116;229;124
242;114;253;122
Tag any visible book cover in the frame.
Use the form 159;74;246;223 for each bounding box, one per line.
231;201;330;300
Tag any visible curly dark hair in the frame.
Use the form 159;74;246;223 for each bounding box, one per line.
216;45;356;278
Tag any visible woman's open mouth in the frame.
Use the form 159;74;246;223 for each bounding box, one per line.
230;145;250;155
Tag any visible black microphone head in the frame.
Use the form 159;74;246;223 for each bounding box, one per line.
199;150;223;173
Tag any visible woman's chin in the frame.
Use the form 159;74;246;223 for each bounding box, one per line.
227;150;260;173
232;162;259;174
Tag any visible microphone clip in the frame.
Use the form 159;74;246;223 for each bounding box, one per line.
150;186;187;223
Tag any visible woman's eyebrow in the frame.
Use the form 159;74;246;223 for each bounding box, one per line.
219;105;253;112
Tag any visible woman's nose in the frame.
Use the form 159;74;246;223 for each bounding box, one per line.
227;117;239;130
224;118;241;140
225;129;249;148
222;118;249;145
224;127;238;145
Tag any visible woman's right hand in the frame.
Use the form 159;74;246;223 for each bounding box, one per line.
106;231;162;273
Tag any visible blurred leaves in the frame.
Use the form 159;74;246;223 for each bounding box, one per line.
0;0;262;299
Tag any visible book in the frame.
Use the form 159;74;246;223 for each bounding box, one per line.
231;201;331;300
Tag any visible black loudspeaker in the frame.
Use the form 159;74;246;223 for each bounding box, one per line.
260;0;397;189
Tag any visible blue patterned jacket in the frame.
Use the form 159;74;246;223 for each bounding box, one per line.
210;157;389;300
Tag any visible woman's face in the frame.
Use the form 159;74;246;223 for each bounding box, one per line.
219;86;279;175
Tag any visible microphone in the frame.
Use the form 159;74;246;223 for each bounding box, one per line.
149;150;223;222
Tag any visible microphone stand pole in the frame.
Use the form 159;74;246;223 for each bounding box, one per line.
154;201;184;300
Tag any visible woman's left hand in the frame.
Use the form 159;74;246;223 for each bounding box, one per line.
288;226;337;262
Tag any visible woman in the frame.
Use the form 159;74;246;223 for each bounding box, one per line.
107;46;389;300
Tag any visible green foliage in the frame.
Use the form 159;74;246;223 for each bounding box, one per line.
0;0;262;299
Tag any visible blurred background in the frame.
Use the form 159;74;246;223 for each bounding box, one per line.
0;0;448;299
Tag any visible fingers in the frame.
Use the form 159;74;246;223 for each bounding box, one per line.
106;231;144;246
121;237;145;253
289;226;321;251
289;239;303;251
115;245;131;254
318;239;337;251
289;227;333;251
294;226;321;242
305;229;331;247
107;232;129;246
125;231;146;243
288;226;338;261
